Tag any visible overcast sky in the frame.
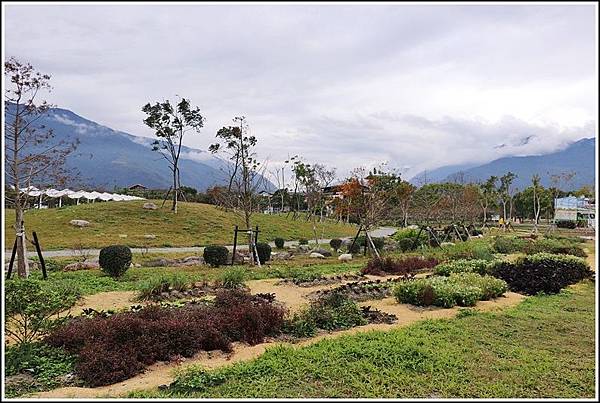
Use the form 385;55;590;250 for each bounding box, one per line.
3;3;597;180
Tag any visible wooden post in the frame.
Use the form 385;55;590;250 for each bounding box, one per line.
349;225;363;254
411;226;424;250
255;225;259;244
32;231;47;280
366;232;380;258
231;225;238;265
6;237;18;280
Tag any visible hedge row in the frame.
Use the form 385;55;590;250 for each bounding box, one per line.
492;236;587;257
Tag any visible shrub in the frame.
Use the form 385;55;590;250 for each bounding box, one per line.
434;259;492;276
393;273;507;308
556;220;576;229
397;237;419;252
492;236;528;254
393;228;427;247
203;245;229;267
361;256;439;276
5;279;80;346
285;292;367;337
329;238;343;251
274;237;285;249
137;273;188;300
524;238;587;257
99;245;132;278
489;253;593;295
255;242;272;264
299;238;309;245
442;240;495;261
219;268;246;289
46;290;286;386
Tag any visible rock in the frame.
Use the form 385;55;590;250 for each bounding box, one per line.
182;255;201;263
298;245;311;253
441;242;455;247
134;263;142;267
5;373;37;388
144;234;157;239
143;202;158;210
338;253;353;262
232;251;247;264
177;258;204;266
309;252;325;259
63;261;99;271
69;219;90;227
58;373;78;385
407;224;419;229
145;258;177;267
310;248;332;257
273;252;293;261
118;234;128;238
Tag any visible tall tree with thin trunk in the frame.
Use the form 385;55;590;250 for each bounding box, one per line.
531;174;542;233
4;57;78;278
142;97;204;213
209;116;267;263
497;172;516;230
479;176;497;224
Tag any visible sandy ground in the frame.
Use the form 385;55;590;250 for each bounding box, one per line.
32;274;525;399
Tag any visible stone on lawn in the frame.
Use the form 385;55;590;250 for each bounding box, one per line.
142;202;158;210
69;219;90;227
309;252;325;259
145;258;177;267
144;234;156;239
338;253;353;262
310;248;332;257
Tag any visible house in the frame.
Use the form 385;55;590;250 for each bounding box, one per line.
128;184;147;191
554;195;596;228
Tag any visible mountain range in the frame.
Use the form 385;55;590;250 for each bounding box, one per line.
409;137;596;191
5;105;274;192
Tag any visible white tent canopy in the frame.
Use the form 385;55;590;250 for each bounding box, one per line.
18;187;145;203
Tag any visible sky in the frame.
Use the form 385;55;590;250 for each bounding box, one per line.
3;2;598;181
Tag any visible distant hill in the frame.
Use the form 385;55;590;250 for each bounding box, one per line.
4;105;274;191
409;137;595;190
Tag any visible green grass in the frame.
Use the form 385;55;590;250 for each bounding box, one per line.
132;281;596;398
5;200;356;249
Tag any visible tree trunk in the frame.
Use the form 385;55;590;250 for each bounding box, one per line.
172;166;178;213
15;207;30;278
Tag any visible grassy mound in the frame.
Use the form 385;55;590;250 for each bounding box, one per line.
4;201;356;249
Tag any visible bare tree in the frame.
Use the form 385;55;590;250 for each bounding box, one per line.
142;97;204;213
5;57;78;278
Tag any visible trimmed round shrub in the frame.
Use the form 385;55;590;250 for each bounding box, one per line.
556;220;576;229
298;238;309;245
274;238;285;249
329;238;343;251
99;245;132;278
489;253;593;295
255;242;272;264
203;245;229;267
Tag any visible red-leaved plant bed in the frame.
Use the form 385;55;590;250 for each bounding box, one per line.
45;290;286;387
361;256;439;276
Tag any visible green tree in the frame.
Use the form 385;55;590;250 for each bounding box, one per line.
142;97;204;213
478;176;498;224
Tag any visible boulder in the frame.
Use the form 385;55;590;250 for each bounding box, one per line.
177;257;204;266
232;251;247;264
309;252;325;259
69;219;90;227
441;242;455;247
145;258;177;267
118;234;128;238
182;255;202;263
310;248;332;257
63;261;99;271
144;234;157;239
142;202;158;210
273;252;293;261
298;244;311;253
338;253;353;262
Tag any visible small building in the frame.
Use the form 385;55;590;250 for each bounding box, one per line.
128;184;147;191
554;195;596;228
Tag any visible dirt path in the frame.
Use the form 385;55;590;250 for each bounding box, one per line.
33;277;524;398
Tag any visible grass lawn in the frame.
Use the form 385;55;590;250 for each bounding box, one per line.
4;200;356;250
132;281;596;399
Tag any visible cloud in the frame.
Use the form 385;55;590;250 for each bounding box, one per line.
4;3;597;183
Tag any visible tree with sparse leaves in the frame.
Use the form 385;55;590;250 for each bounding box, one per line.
142;97;204;213
5;57;78;278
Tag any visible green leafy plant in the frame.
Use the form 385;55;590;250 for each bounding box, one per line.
434;259;493;276
137;273;188;300
219;268;246;289
492;236;528;254
203;245;229;267
5;279;81;346
99;245;132;278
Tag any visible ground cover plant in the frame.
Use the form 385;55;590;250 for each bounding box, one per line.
394;273;507;308
145;282;595;398
489;253;593;295
4;201;356;250
492;235;587;257
433;259;494;276
311;278;406;302
361;256;438;276
136;273;189;300
44;290;286;387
